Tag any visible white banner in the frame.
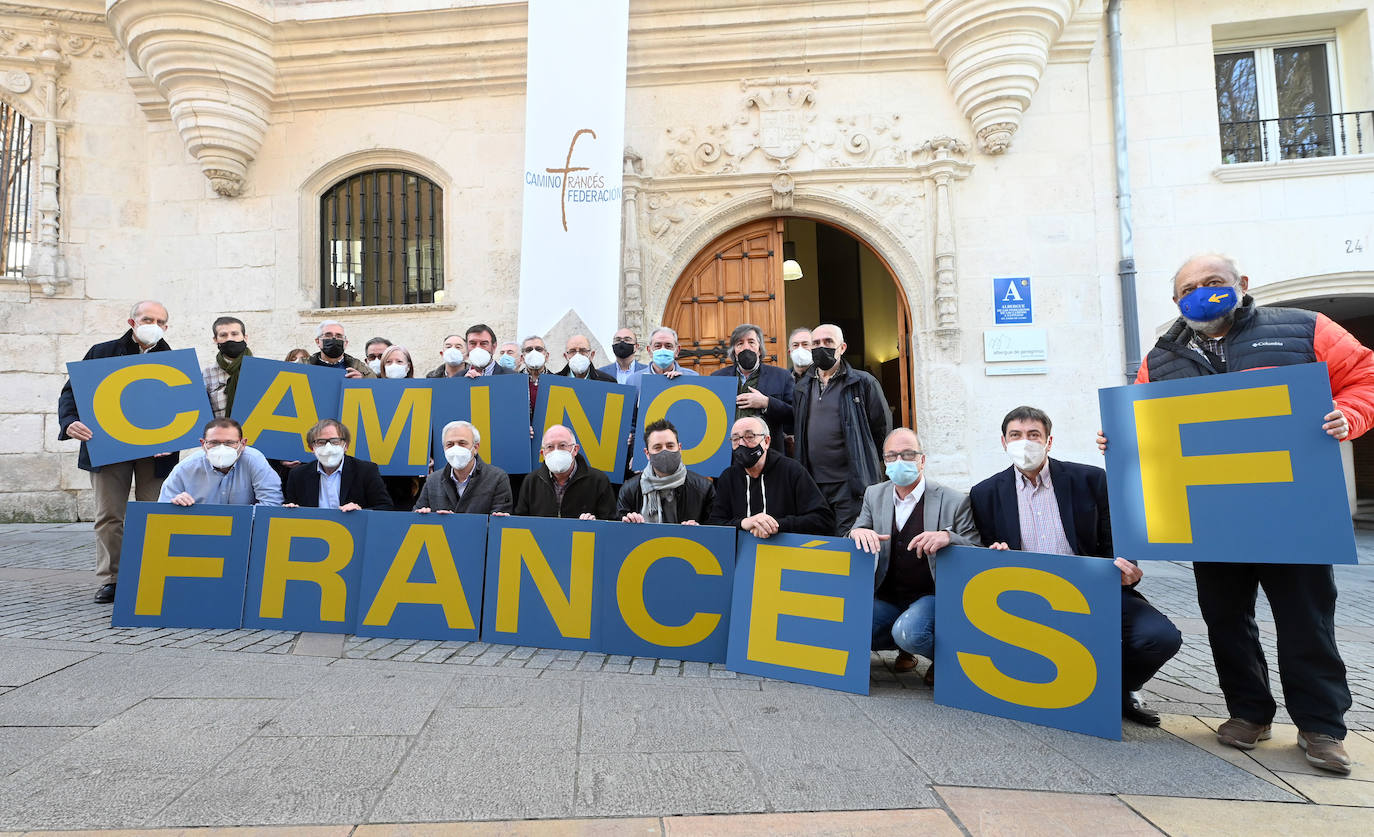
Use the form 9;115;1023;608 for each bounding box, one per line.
516;0;629;348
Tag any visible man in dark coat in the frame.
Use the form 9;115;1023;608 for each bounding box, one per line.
515;425;617;520
57;300;180;604
971;406;1181;728
617;418;715;524
555;334;616;383
414;420;514;515
709;323;796;451
282;419;392;511
708;417;833;536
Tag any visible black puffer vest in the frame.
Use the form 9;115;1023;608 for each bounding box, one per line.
1143;297;1317;381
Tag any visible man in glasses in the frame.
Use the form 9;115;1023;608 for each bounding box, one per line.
515;425;616;520
850;427;978;679
599;327;650;384
158;418;282;507
708;416;832;536
556;334;615;382
282;419;391;511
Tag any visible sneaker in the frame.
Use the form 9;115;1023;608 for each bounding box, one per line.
1297;731;1352;775
893;651;917;673
1216;718;1272;750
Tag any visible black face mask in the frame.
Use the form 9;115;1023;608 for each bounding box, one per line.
735;349;759;373
219;340;248;359
612;341;636;359
810;346;838;371
320;337;345;359
732;443;765;469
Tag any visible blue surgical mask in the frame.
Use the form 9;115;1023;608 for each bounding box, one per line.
497;353;516;370
885;460;922;487
651;348;675;368
1178;285;1239;321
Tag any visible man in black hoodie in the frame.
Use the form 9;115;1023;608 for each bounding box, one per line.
708;417;833;536
515;424;617;520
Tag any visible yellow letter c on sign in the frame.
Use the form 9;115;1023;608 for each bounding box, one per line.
616;537;723;647
91;364;200;446
957;566;1098;710
644;386;729;466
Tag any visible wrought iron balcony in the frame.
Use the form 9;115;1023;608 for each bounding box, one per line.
1220;110;1373;164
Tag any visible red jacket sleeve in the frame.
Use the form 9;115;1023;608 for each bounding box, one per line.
1315;313;1374;441
1134;356;1150;384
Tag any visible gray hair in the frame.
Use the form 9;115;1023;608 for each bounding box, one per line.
788;326;812;343
316;320;345;339
129;300;166;319
734;415;769;437
521;334;546;347
813;322;845;343
884;427;924;453
441;420;481;446
729;323;764;350
647;326;679;347
1171;253;1242;289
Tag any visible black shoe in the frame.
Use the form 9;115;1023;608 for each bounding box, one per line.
94;583;116;604
1123;691;1161;726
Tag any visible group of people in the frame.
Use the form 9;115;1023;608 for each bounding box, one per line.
56;253;1374;774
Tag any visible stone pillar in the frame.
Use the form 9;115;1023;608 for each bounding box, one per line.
23;22;68;296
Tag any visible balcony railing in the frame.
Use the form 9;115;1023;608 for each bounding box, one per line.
1220;110;1373;164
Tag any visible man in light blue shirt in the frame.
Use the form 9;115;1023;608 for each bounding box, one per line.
624;326;700;386
598;327;650;384
159;418;283;507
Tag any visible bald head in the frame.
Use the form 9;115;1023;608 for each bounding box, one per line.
541;424;575;449
1172;253;1248;302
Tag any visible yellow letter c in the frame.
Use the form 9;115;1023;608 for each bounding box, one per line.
91;364;200;446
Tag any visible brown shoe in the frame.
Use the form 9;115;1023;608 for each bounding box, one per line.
893;651;917;672
1298;731;1352;775
1217;718;1272;750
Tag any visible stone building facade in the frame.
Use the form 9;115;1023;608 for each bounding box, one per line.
0;0;1370;521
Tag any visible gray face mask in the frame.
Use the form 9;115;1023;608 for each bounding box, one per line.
649;449;682;475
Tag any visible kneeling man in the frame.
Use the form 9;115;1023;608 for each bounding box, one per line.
850;428;977;679
617;418;715;525
283;419;391;511
159;418;282;507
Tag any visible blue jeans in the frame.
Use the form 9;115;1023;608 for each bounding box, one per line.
871;595;936;658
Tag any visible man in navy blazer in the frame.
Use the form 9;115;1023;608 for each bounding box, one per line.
282;420;393;511
968;406;1181;727
57;300;181;604
709;323;796;451
598;326;651;385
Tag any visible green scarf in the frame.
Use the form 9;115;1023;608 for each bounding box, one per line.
217;347;252;414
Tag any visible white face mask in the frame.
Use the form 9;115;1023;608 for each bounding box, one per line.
134;323;164;346
367;358;382;375
790;347;812;368
1006;439;1047;472
443;347;464;366
567;354;591;375
315;445;345;469
384;363;409;379
525;350;546;370
468;347;492;369
205;444;240;469
543;448;573;474
445;445;474;471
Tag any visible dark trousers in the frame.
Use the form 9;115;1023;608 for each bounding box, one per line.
1193;561;1350;738
1122;588;1182;695
817;481;860;537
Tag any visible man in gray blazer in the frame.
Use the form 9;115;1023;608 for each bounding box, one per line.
413;420;513;515
849;427;978;678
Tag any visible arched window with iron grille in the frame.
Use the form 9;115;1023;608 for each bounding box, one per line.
1;101;34;279
319;168;443;307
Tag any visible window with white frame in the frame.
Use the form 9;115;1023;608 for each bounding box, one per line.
1;101;34;278
1214;35;1369;164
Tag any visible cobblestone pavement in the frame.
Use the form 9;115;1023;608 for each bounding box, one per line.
1;523;1372;729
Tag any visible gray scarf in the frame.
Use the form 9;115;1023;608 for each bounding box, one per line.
639;464;688;524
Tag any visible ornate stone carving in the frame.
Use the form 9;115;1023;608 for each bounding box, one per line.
108;0;275;197
742;77;816;163
20;21;69;296
913;137;973;340
620;148;647;339
770;173;794;211
925;0;1081;154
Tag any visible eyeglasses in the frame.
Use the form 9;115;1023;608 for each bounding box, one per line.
566;347;592;356
312;438;347;449
729;432;767;444
203;440;242;449
523;345;546;354
541;442;575;452
882;450;923;463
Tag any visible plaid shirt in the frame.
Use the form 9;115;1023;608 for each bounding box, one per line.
1015;467;1074;556
202;361;230;418
1190;331;1226;364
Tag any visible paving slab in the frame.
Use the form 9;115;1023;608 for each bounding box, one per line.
1200;719;1372;780
0;725;88;777
1121;794;1372;836
1274;770;1374;806
859;692;1106;793
357;821;660;836
575;751;764;817
148;735;411;826
0;645;93;687
0;652;203;725
444;674;584;708
21;829;351;837
368;748;578;823
663;809;964;836
936;786;1158;836
0;698;282;830
718;689;940;811
260;666;455;736
1157;715;1296;792
578;682;739;753
153;658;330;699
